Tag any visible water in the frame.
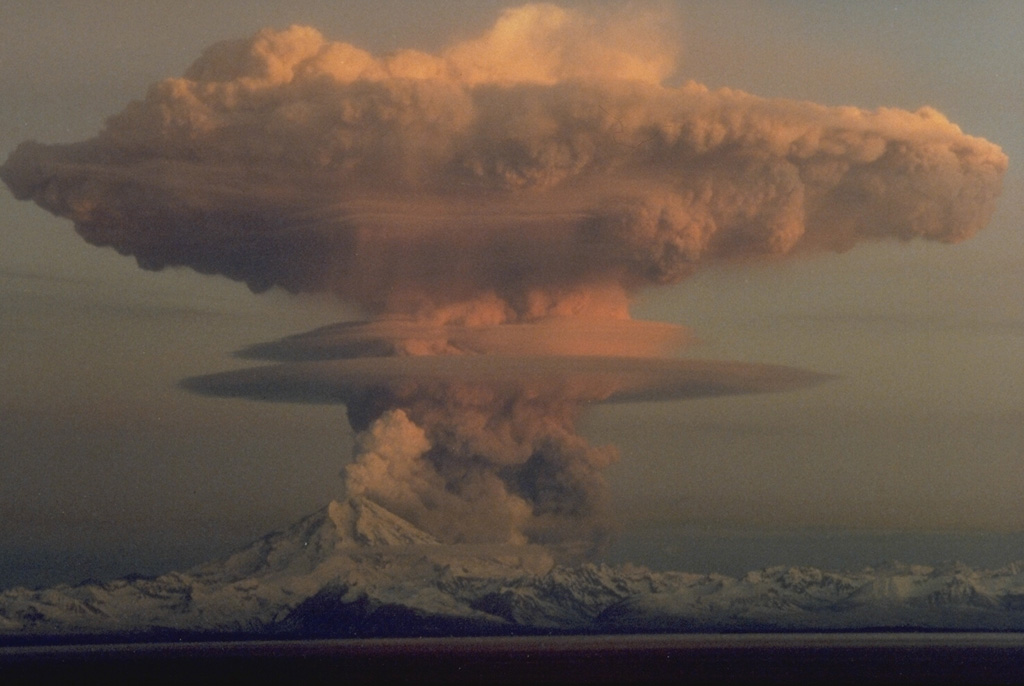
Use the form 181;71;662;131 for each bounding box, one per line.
3;634;1023;684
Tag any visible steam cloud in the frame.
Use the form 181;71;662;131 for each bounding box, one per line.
2;4;1007;552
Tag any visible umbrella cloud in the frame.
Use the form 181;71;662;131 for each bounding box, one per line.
234;317;693;360
0;4;1007;552
182;346;832;407
0;3;1006;323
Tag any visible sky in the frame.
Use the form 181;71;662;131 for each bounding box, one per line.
0;1;1021;588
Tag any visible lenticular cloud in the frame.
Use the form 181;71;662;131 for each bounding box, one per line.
0;4;1005;323
1;4;1008;554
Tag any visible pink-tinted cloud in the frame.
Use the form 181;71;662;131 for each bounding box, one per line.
1;4;1007;552
0;5;1006;324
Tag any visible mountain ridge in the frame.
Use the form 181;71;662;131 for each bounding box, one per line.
3;497;1024;640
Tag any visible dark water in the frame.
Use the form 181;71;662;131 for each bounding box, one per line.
3;634;1023;684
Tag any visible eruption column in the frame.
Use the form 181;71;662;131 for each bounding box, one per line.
1;4;1007;554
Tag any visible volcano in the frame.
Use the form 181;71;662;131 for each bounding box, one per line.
4;497;1024;642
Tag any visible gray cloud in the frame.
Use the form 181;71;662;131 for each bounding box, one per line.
181;354;831;405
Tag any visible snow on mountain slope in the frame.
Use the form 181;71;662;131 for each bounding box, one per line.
597;562;1024;631
2;499;1024;639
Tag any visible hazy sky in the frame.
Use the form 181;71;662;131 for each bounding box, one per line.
1;1;1021;587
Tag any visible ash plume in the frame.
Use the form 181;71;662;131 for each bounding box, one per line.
1;4;1008;554
344;390;615;550
0;4;1005;323
182;330;830;551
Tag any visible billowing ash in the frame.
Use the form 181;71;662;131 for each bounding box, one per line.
0;4;1005;323
181;321;831;551
1;4;1007;555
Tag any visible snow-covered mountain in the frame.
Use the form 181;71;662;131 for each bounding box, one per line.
3;498;1024;640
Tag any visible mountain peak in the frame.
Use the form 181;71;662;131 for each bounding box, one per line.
328;497;440;547
188;497;438;583
5;498;1024;640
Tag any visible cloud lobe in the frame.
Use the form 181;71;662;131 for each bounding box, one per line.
0;4;1006;323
